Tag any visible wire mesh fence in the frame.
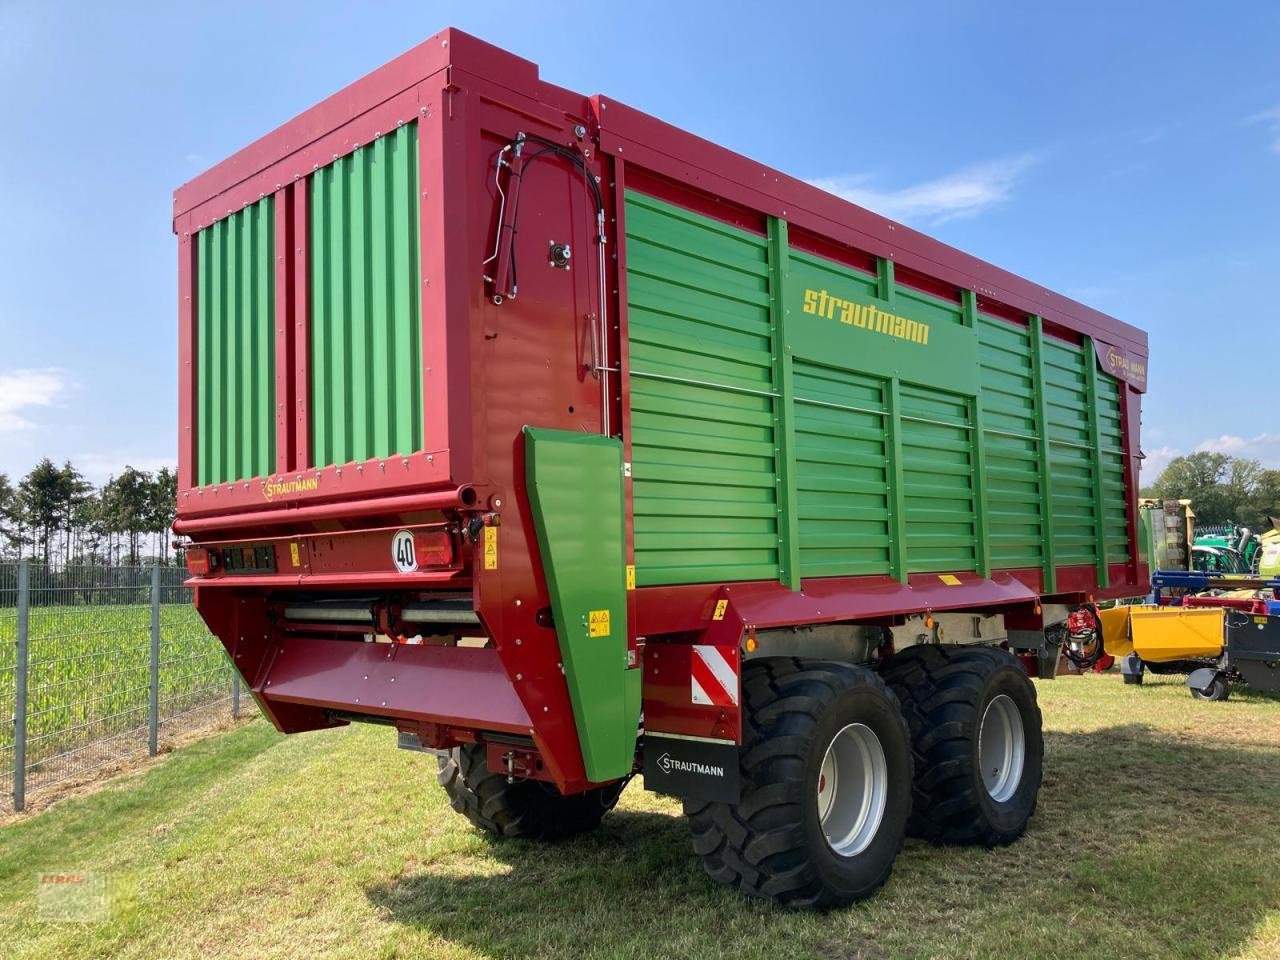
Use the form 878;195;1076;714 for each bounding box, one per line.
0;562;254;812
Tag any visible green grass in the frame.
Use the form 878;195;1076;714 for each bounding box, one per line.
2;671;1278;960
0;604;232;768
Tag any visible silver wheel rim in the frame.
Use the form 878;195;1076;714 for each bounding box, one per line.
979;694;1025;803
817;722;888;858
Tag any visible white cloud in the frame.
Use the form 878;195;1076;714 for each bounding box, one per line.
807;153;1038;226
0;368;70;431
1247;105;1280;154
1195;433;1280;464
1140;444;1181;481
76;453;176;486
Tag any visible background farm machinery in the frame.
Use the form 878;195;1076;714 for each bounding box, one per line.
1061;570;1280;701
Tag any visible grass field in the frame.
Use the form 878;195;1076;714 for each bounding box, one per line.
2;671;1278;960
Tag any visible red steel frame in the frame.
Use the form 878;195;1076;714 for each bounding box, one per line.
174;28;1149;794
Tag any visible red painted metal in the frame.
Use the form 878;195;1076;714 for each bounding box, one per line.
173;486;470;534
262;640;532;734
175;28;1150;795
643;641;741;743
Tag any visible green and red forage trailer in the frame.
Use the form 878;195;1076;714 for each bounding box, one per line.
173;28;1148;907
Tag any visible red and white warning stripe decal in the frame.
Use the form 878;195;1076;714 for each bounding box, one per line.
690;645;739;707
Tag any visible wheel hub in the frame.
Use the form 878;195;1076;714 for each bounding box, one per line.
817;723;888;858
978;694;1026;802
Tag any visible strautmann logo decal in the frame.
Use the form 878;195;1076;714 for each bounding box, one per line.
802;288;930;346
263;476;320;501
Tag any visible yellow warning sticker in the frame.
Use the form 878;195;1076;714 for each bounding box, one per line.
289;542;301;568
483;526;498;570
712;599;729;621
626;564;636;591
938;574;962;586
588;609;611;638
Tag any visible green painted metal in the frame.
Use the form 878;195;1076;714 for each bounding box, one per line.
1028;316;1058;593
877;257;895;306
195;196;275;486
623;191;1127;591
625;191;781;587
792;363;894;578
524;427;638;782
898;384;978;573
1083;336;1111;586
976;311;1043;571
970;393;992;577
766;218;801;590
310;123;422;468
786;251;979;396
1095;372;1131;566
886;378;909;582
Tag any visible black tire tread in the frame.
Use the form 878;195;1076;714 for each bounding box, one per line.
684;658;909;909
881;644;1042;846
437;744;622;841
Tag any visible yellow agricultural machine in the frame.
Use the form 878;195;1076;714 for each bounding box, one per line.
1076;571;1280;701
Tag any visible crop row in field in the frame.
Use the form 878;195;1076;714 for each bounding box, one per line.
0;603;234;771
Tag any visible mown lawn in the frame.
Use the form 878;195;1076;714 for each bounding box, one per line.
2;671;1278;960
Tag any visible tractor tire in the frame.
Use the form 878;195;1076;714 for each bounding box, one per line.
1190;675;1230;702
436;744;623;841
882;644;1043;847
684;658;912;909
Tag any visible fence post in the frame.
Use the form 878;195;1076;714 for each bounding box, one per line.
13;560;29;812
231;669;241;720
149;564;160;756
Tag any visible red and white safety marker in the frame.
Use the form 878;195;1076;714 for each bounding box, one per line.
691;645;739;707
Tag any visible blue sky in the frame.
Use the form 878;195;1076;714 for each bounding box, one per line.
0;1;1277;485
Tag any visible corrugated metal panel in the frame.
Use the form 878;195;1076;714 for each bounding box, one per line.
195;196;275;486
899;385;978;572
977;314;1044;570
310;123;422;468
625;191;780;586
1043;339;1101;566
623;191;1131;588
1097;372;1131;563
792;363;892;577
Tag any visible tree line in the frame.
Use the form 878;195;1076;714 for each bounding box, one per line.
1143;452;1280;531
0;459;178;567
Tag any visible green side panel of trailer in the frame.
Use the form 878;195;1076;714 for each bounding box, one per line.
309;123;422;468
976;312;1044;571
625;192;782;587
623;190;1130;590
524;427;639;783
195;195;275;487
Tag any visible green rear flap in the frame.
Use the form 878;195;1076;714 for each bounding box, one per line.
524;427;639;782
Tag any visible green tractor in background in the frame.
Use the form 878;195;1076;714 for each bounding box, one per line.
1193;521;1280;575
